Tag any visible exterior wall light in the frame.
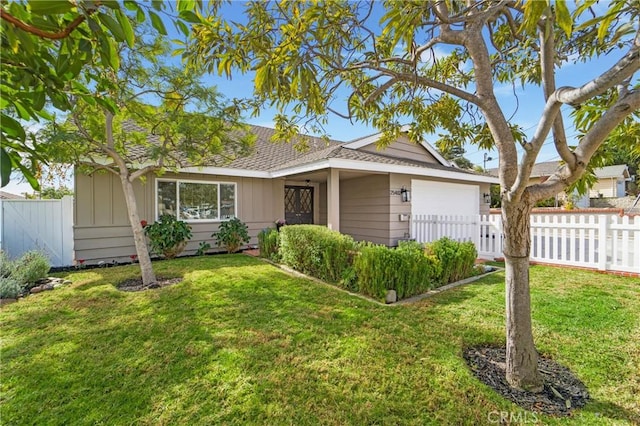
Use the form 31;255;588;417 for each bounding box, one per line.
401;186;411;203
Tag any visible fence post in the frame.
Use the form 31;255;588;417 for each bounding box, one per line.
597;215;608;271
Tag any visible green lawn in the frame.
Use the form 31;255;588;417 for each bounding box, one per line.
1;255;638;425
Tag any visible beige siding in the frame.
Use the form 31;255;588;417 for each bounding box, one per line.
74;171;284;264
318;182;327;225
359;135;439;163
340;174;391;245
389;174;413;245
589;178;617;198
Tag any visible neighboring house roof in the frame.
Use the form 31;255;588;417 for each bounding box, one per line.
594;164;630;180
0;191;25;199
529;161;564;178
489;161;631;180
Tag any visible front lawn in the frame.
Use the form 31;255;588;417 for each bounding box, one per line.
1;255;638;425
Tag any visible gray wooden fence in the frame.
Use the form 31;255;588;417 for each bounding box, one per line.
0;196;74;267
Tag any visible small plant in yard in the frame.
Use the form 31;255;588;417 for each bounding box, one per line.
195;241;212;256
12;251;50;290
353;241;441;300
211;217;250;253
425;237;477;285
0;277;22;299
257;228;279;261
144;215;192;259
0;250;15;278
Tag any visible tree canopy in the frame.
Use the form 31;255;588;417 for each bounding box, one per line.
0;0;200;189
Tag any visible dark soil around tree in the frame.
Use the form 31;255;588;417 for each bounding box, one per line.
464;345;590;416
117;277;183;292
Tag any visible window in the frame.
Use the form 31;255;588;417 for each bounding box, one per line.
156;179;236;221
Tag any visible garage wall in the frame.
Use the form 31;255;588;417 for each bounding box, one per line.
339;174;391;245
74;171;284;264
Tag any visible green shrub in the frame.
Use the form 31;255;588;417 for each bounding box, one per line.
426;237;478;285
258;228;280;261
354;242;441;301
211;217;250;253
0;250;15;278
0;276;22;299
12;251;50;289
144;215;192;258
279;225;356;283
195;241;211;256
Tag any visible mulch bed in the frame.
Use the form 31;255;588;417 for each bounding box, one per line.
117;277;183;292
464;345;590;416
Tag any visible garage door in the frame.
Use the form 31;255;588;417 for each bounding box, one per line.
411;180;479;217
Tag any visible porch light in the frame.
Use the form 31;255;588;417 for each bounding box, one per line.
401;186;411;203
483;193;491;204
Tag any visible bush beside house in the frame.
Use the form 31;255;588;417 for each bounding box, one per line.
278;225;355;284
144;215;192;259
257;228;280;261
263;225;481;302
353;241;442;300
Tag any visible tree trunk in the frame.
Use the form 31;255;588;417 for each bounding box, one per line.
119;173;156;286
502;199;543;392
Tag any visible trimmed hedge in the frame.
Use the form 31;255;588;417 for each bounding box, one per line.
426;237;478;285
278;225;355;283
273;226;479;302
353;241;441;300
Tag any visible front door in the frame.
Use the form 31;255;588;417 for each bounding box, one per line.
285;186;314;225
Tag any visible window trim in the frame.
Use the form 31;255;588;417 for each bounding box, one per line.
155;178;238;223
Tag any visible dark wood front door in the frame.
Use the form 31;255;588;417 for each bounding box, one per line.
285;186;314;225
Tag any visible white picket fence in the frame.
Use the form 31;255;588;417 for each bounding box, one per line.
0;196;74;267
411;213;640;274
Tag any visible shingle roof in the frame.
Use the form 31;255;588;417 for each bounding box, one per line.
530;161;564;178
594;164;629;179
488;161;562;178
225;125;341;171
0;191;24;199
489;161;631;180
275;144;481;175
120;121;487;179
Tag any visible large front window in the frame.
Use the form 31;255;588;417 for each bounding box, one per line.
157;179;236;221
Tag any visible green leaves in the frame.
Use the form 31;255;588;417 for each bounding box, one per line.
554;0;573;36
0;149;12;187
27;0;74;15
1;114;26;142
149;11;167;35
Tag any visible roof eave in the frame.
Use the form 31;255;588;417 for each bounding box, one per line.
271;158;499;183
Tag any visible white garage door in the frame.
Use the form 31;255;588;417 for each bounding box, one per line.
410;180;480;244
411;180;479;217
